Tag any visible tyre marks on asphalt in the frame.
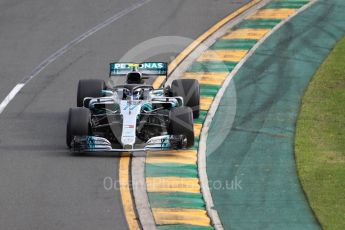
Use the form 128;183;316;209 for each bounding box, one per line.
142;0;314;229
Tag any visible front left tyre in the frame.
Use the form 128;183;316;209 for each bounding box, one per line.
66;107;91;148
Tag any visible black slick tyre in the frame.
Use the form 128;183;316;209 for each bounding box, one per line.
168;106;194;148
77;79;105;107
171;79;200;118
66;107;91;148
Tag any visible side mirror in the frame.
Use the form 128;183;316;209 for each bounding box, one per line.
102;90;114;96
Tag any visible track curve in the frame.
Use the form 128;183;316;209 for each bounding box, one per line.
0;0;250;229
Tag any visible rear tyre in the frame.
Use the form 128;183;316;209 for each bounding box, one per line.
168;106;194;148
77;79;105;107
66;107;91;148
171;79;200;118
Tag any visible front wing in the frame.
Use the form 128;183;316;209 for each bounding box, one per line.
71;135;187;152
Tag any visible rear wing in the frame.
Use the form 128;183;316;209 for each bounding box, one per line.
109;62;168;76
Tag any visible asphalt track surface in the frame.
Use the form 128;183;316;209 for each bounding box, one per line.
0;0;250;229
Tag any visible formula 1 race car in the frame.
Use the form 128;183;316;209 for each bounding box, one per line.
66;62;200;152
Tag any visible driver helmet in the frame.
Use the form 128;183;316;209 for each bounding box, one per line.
126;71;142;84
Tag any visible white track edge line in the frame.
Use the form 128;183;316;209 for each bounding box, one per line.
0;84;25;114
0;0;151;115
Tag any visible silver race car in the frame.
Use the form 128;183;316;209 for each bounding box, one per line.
66;62;200;152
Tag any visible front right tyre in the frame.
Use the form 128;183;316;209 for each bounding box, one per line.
171;79;200;118
168;106;194;148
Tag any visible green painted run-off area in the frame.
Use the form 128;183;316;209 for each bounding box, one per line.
207;0;345;229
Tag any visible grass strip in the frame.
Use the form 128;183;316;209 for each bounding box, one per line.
295;36;345;230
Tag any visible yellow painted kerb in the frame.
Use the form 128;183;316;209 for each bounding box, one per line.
119;157;140;230
197;49;248;62
152;208;211;226
146;177;201;193
146;150;197;165
249;8;297;19
200;97;214;111
183;72;228;86
167;0;263;76
119;0;266;229
194;123;203;137
222;28;270;40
